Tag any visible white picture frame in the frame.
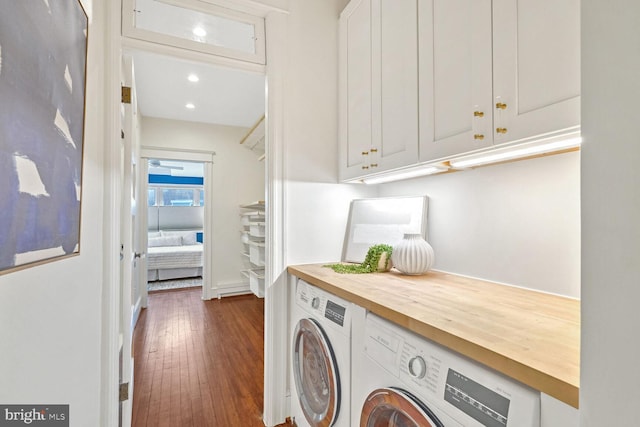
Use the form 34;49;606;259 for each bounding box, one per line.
342;196;429;263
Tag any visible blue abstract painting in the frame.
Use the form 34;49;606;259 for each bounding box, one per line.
0;1;88;273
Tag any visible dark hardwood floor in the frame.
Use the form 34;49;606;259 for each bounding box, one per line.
132;288;273;427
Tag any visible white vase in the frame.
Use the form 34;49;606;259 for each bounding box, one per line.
392;233;435;275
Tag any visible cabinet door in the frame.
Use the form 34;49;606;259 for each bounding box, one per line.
492;0;580;144
370;0;419;174
339;0;372;181
418;0;493;162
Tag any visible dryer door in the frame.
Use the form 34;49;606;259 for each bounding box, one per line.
360;387;444;427
292;318;340;427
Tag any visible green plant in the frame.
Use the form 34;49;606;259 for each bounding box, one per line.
325;244;393;274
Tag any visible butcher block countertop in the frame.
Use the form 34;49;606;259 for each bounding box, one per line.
287;263;580;408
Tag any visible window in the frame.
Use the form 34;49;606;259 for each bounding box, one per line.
148;185;203;206
148;188;157;207
162;188;196;206
122;0;266;64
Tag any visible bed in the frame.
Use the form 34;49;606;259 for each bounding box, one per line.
147;231;203;281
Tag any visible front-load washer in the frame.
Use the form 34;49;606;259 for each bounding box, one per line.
351;311;540;427
290;279;354;427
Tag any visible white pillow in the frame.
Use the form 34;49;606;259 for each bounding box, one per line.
181;232;198;246
148;236;183;247
161;230;198;245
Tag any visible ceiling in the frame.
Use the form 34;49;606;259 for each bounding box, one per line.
131;50;265;129
126;0;266;129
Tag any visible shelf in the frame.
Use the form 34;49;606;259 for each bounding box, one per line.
240;201;265;211
240;200;267;297
241;210;265;216
239;115;265;157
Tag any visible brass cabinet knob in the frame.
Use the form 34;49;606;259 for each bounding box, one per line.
496;102;507;110
361;151;369;156
474;134;485;140
362;165;369;170
370;163;378;168
370;148;378;153
496;127;508;134
473;111;484;117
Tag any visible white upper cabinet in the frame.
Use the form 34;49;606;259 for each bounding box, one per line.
418;0;494;161
419;0;581;162
339;0;580;178
339;0;371;179
491;0;581;145
339;0;419;181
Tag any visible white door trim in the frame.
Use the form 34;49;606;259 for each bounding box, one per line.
104;2;290;426
103;0;124;425
263;10;289;427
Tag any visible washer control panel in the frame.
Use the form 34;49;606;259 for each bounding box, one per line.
364;312;541;427
398;332;443;397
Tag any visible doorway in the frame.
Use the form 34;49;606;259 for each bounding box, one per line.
145;158;206;293
107;1;289;425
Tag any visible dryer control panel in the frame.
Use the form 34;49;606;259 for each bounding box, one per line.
295;279;351;330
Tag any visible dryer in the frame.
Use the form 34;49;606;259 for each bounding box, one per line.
351;312;541;427
290;279;354;427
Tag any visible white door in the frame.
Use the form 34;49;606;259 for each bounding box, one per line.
491;0;580;144
118;54;141;427
339;0;372;181
372;0;419;174
418;0;493;162
339;0;419;180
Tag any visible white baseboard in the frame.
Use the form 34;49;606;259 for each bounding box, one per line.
214;281;253;299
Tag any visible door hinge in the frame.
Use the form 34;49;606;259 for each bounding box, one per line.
119;383;129;402
121;86;132;104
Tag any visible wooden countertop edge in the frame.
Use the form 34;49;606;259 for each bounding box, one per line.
287;265;580;409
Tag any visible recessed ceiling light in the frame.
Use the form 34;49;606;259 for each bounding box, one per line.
192;26;207;37
187;74;199;83
185;103;195;109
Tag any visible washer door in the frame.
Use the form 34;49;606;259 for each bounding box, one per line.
360;387;444;427
292;318;340;427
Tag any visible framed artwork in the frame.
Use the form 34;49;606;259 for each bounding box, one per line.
342;196;429;263
0;1;88;274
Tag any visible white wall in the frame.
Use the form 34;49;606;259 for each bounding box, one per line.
283;0;375;266
378;151;581;298
140;117;265;289
580;0;640;424
0;1;104;425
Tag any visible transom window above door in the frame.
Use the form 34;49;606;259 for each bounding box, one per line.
122;0;266;64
